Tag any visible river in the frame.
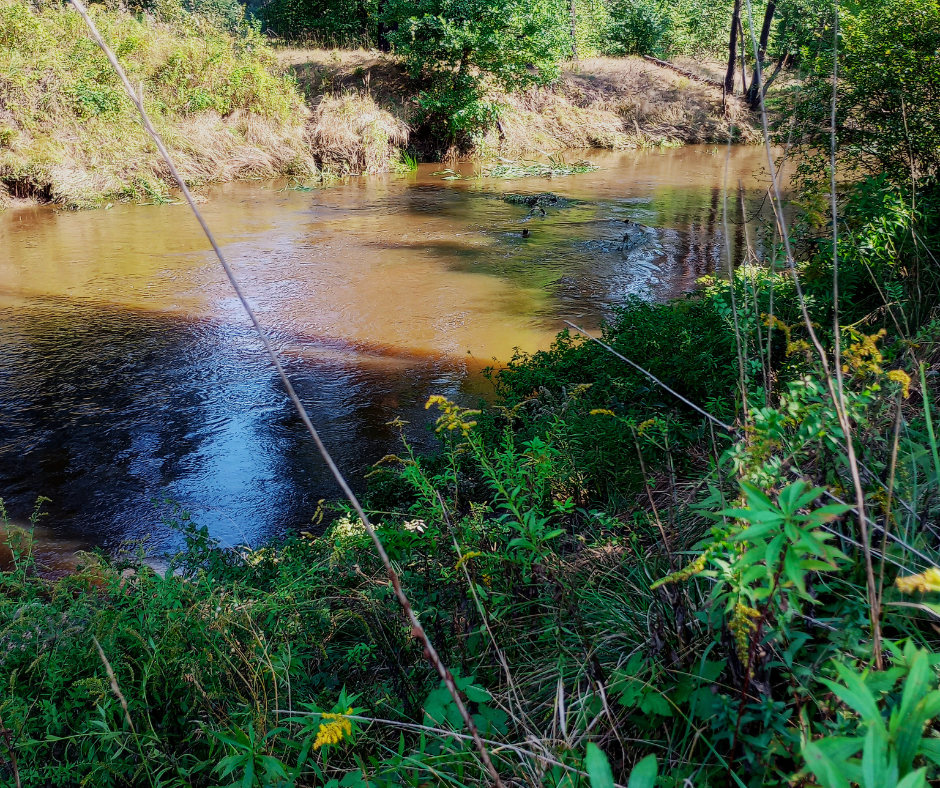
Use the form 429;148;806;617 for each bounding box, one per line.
0;146;775;566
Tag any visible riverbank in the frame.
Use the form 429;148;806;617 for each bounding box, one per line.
0;0;757;210
3;170;938;784
283;48;759;159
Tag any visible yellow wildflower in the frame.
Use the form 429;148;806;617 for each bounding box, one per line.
454;550;482;572
896;567;940;594
590;409;616;417
729;602;761;663
842;329;887;376
651;554;706;589
637;418;659;436
886;369;912;398
314;709;353;749
425;396;479;435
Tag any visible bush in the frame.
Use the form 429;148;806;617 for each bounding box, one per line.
606;0;674;55
383;0;568;142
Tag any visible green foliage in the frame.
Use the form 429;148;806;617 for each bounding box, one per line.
802;644;940;788
257;0;379;44
606;0;675;56
0;0;308;205
382;0;568;141
786;0;940;182
605;0;735;57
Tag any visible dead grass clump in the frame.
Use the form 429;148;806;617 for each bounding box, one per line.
486;89;637;155
166;111;316;183
307;93;409;174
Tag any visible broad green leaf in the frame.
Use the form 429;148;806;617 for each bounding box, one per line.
730;521;780;542
802;741;851;788
899;650;932;721
741;480;776;510
585;743;615;788
766;533;786;579
895;768;927;788
464;684;492;703
627;754;658;788
920;689;940;719
861;724;888;788
802;558;838;571
918;736;940;765
791;484;829;512
823;670;881;723
808;503;854;522
784;547;807;596
639;690;671;717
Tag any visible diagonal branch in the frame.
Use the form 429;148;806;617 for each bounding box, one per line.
66;1;505;781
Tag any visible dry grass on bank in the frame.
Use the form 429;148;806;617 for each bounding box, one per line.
280;48;758;158
558;56;758;145
307;94;409;174
0;0;318;209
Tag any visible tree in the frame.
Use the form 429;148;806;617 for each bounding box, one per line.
724;0;743;95
788;0;940;182
384;0;568;142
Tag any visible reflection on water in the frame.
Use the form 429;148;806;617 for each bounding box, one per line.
0;146;776;555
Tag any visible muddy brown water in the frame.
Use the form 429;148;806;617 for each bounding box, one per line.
0;146;778;565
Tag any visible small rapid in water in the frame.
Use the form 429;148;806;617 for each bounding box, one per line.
0;146;777;558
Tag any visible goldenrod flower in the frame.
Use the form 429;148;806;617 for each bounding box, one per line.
425;396;479;435
896;567;940;594
590;408;616;417
314;709;353;749
455;550;482;572
886;369;912;398
651;554;706;589
637;418;659;436
729;602;761;663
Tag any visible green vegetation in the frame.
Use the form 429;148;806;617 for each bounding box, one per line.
3;0;940;786
381;0;567;142
0;0;312;207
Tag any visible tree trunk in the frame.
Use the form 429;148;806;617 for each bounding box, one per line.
747;1;776;105
725;0;743;96
570;0;579;60
738;18;749;95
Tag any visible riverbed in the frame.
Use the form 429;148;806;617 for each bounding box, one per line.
0;146;775;564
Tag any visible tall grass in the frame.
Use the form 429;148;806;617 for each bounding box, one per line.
0;0;313;207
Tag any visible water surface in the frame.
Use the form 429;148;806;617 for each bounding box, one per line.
0;146;776;560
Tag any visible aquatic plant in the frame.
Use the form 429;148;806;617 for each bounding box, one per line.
483;156;600;179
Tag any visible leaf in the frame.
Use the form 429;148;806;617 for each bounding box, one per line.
464;684;492;703
826;664;882;722
918;736;940;765
899;649;932;721
808;503;853;522
861;724;888;788
585;743;615;788
802;741;852;788
766;533;786;579
639;690;671;717
784;547;807;596
627;754;658;788
729;520;781;542
895;768;927;788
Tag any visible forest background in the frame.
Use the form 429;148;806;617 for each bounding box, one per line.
2;0;940;785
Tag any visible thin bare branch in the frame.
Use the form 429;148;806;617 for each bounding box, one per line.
68;1;504;781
